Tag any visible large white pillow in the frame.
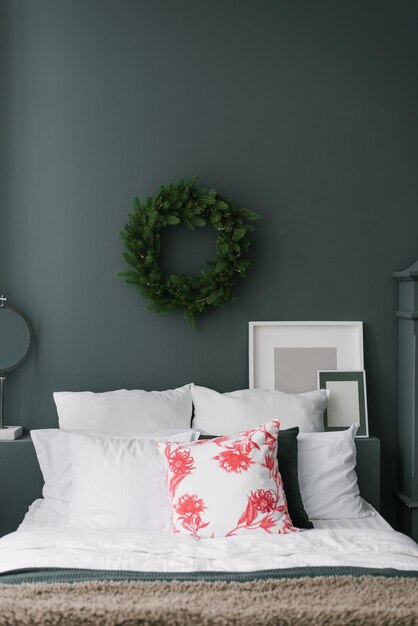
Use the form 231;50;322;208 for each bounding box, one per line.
54;385;193;432
31;428;200;506
298;425;366;519
69;432;200;531
191;385;329;434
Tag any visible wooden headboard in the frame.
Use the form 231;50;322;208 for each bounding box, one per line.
393;259;418;541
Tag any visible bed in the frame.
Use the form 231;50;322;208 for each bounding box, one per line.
1;498;418;620
0;497;417;625
1;290;418;626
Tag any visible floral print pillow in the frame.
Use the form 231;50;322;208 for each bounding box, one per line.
159;420;296;538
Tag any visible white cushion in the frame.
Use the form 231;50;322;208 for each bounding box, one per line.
54;385;193;432
191;385;328;434
69;432;202;531
31;428;199;506
158;420;296;538
298;425;366;519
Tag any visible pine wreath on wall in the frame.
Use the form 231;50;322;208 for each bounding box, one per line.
118;177;259;331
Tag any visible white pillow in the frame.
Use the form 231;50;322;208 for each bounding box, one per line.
158;420;296;538
31;428;200;506
191;385;329;434
298;425;366;519
54;384;193;432
69;432;200;531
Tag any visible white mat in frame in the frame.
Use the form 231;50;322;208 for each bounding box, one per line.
249;321;364;393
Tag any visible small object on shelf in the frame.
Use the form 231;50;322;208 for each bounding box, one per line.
0;423;23;440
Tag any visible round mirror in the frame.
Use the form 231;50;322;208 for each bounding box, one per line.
0;300;33;372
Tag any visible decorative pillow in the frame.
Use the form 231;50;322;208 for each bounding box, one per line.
298;425;367;519
159;420;297;538
31;428;200;506
68;431;199;530
191;385;329;434
54;384;193;432
200;428;313;529
275;428;313;529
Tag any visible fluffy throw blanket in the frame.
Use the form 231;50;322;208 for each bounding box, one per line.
0;576;417;626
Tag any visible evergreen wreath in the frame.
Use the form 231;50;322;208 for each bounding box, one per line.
118;177;259;331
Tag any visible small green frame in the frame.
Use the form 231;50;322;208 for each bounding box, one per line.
318;370;369;438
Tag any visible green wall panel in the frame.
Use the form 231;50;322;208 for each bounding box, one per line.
1;0;418;526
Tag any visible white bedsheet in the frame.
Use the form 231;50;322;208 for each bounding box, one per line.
18;497;391;531
0;499;417;574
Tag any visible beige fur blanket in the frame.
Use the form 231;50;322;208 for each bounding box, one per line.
0;576;417;625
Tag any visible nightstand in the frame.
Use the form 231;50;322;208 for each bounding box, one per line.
355;437;380;511
0;434;43;537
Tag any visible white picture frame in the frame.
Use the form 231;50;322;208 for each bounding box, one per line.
249;321;364;392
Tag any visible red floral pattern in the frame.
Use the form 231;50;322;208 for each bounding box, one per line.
212;428;265;473
168;448;195;475
251;489;278;513
161;419;297;538
175;493;206;516
164;444;195;499
261;451;275;474
213;447;253;473
174;493;209;537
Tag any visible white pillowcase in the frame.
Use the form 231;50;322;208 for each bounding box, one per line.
69;432;201;531
191;385;329;434
31;428;199;506
159;420;296;538
298;425;366;519
54;385;193;432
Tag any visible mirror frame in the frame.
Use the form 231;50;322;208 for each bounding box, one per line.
0;302;34;373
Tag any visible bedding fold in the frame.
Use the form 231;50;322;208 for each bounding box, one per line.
1;525;418;575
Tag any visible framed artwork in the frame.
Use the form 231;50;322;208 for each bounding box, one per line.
318;370;369;437
249;321;364;392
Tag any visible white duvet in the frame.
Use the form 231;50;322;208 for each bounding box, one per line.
0;499;417;574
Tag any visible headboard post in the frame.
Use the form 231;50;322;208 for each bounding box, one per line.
393;259;418;541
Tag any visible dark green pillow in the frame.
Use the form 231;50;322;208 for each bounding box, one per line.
277;427;313;529
198;426;313;529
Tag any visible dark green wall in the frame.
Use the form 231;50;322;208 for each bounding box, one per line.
1;0;417;525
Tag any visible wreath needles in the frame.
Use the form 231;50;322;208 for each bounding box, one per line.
118;177;259;331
